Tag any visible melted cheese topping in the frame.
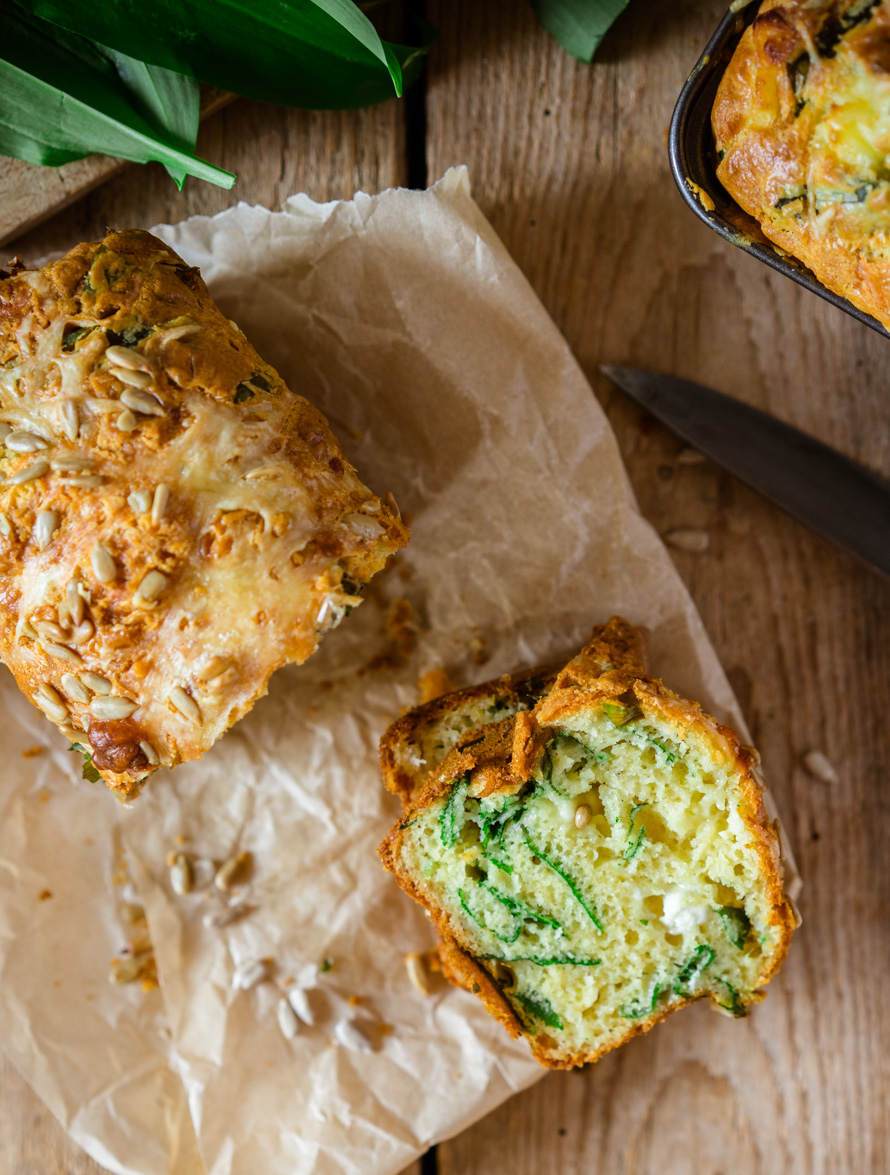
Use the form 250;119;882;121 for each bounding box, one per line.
0;232;408;796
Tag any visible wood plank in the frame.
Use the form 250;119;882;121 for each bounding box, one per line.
425;2;890;1174
0;89;235;250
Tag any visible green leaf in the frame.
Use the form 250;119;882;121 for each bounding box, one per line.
716;905;752;950
522;829;603;930
620;980;662;1020
0;7;234;187
69;742;101;784
439;775;470;849
14;0;433;111
514;989;563;1031
623;801;647;862
673;944;715;995
715;977;747;1018
532;0;630;63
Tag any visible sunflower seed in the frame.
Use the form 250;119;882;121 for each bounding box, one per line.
35;619;68;642
110;366;151;389
90;695;137;720
665;527;710;553
405;953;432;996
121;388;164;417
0;423;10;441
196;654;229;682
169;685;200;722
61;474;103;488
333;1018;373;1053
33;510;58;551
277;997;300;1040
0;512;11;537
9;460;49;485
116;409;138;432
206;667;238;692
80;671;111;694
128;489;152;514
40;640;83;666
18;618;37;641
61;673;91;704
7;432;50;453
677;447;707;466
214;850;252;891
158;324;200;343
134;569;167;604
90;541;117;583
169;853;193;895
802;749;839;785
232;959;268;991
66;578;84;626
286;986;316;1026
51;456;94;471
59;400;79;441
151;483;169;525
69;620;94;645
34;684;68;723
574;803;592;829
343;513;383;541
105;345;151;372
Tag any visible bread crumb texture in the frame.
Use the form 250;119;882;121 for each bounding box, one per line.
380;619;795;1070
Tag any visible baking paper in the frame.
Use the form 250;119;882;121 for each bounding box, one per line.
0;168;798;1175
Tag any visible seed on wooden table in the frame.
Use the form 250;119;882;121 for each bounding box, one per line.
135;569;167;604
59;400;79;441
34;683;68;723
7;432;49;453
33;509;58;551
61;673;91;704
90;695;138;719
169;684;200;722
139;739;159;766
91;541;117;583
121;388;165;417
333;1018;373;1053
802;749;839;785
0;512;11;537
41;641;83;666
105;345;151;372
665;527;710;553
151;483;169;525
128;489;152;514
169;852;193;895
405;952;431;996
232;959;268;991
116;409;138;432
110;365;151;389
574;803;592;829
197;654;229;682
214;850;252;891
287;986;315;1025
109;950;153;985
277;997;300;1040
9;460;49;485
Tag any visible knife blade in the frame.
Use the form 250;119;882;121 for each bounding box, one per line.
599;365;890;577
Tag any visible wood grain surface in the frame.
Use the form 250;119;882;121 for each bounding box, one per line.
2;1;889;1173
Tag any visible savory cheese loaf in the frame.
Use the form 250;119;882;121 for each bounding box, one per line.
380;620;796;1069
713;0;890;329
0;231;408;797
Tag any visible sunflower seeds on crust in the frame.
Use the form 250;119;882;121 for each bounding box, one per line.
277;998;300;1040
232;959;268;991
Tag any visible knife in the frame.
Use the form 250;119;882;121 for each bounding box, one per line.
599;365;890;577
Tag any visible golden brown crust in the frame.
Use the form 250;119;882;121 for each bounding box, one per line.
0;230;408;795
713;0;890;330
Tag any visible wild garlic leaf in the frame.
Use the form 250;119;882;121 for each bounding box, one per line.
0;7;234;187
14;0;430;110
532;0;631;63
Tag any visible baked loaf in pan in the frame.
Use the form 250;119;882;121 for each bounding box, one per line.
380;619;796;1070
0;230;408;797
713;0;890;329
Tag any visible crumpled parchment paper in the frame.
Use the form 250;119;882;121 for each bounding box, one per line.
0;168;800;1175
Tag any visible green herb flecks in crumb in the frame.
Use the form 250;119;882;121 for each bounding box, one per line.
69;742;101;783
623;801;647;862
514;989;564;1031
440;775;470;849
715;977;747;1018
522;829;603;930
673;944;715;995
621;980;662;1020
717;905;752;950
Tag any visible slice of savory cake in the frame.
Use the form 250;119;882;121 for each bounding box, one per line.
380;619;796;1069
379;617;648;805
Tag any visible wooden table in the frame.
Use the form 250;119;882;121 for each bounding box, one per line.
2;2;889;1172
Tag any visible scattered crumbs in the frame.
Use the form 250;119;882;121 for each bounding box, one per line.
38;889;52;901
321;958;333;973
385;598;417;658
379;1023;393;1036
38;790;49;804
348;994;363;1007
85;993;96;1001
22;746;44;759
175;834;187;845
281;976;294;987
83;837;93;846
469;634;488;666
397;565;413;583
418;667;452;705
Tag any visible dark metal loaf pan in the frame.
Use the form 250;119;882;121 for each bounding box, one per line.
668;3;889;338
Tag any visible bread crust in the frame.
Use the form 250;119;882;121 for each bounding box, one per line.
712;0;890;330
0;230;408;795
380;617;796;1070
